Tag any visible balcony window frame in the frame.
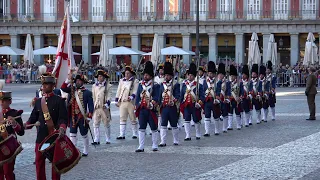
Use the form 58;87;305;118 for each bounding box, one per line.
116;0;130;22
92;0;104;22
220;0;234;20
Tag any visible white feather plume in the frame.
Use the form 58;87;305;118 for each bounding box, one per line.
38;65;47;75
0;79;5;91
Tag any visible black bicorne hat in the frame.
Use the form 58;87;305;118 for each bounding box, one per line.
163;61;174;76
207;61;217;73
229;64;237;76
267;61;273;71
158;64;164;71
218;63;226;75
95;69;109;78
75;74;88;83
242;65;249;76
259;65;266;76
198;66;206;72
41;73;56;84
122;66;136;76
251;64;259;75
143;61;154;77
188;63;197;77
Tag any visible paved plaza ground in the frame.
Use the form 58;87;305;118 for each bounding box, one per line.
3;84;320;180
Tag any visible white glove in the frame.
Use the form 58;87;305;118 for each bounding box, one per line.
225;99;230;103
149;102;154;109
195;103;201;109
264;94;269;99
248;94;253;100
104;103;109;109
214;99;220;104
64;79;70;84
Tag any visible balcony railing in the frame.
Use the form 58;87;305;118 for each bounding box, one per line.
0;10;319;23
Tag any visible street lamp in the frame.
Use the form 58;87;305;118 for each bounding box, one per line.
172;38;176;46
224;38;229;48
146;39;150;47
2;40;5;45
48;39;52;46
122;39;126;46
72;40;76;48
279;37;284;47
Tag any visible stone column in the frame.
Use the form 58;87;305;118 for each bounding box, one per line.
131;33;141;65
235;33;245;64
263;33;270;64
10;34;20;64
208;33;218;62
34;34;44;64
290;33;299;66
106;34;115;64
182;33;191;64
158;33;166;61
81;34;92;64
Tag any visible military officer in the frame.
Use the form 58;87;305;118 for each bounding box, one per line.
115;66;139;139
197;66;206;85
240;65;251;127
135;61;160;152
248;64;263;124
227;64;242;130
25;73;67;180
61;73;94;156
154;64;165;131
259;64;268;123
92;69;112;145
202;61;220;136
265;61;277;121
0;82;24;180
216;63;231;133
159;62;180;146
180;63;205;141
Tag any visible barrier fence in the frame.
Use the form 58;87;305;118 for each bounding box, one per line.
1;70;318;88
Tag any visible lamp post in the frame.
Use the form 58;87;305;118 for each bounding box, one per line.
122;39;126;46
279;37;284;47
195;0;200;65
48;39;52;46
72;40;76;49
147;39;150;47
172;38;176;46
224;38;229;48
2;40;5;45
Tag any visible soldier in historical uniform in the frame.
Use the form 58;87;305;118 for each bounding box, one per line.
227;64;242;130
135;61;160;152
240;65;251;127
180;63;205;141
248;64;263;124
159;62;180;146
197;66;206;85
259;64;268;122
115;66;139;139
264;61;277;121
154;64;165;131
25;73;67;180
202;61;220;136
91;69;112;145
0;83;24;180
216;63;231;133
61;73;94;156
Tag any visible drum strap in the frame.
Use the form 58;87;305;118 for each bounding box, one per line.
0;111;8;140
41;97;55;134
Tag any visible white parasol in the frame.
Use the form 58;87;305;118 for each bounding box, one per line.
303;32;318;66
248;32;261;66
23;34;34;65
266;34;277;66
98;34;109;66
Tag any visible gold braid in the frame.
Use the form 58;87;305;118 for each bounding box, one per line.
71;83;76;128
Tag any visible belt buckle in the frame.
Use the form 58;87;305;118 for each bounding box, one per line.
44;112;51;121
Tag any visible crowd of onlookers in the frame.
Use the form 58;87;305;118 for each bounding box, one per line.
1;61;320;88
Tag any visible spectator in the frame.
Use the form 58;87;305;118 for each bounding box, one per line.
317;70;320;88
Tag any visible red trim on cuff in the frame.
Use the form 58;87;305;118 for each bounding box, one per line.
60;124;67;130
14;124;21;132
25;121;32;129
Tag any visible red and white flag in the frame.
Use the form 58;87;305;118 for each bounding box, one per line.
52;5;75;88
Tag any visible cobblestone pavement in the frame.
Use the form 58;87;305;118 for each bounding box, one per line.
3;84;320;180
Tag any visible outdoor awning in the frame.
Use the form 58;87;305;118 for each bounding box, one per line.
161;46;195;55
0;46;24;55
34;46;81;55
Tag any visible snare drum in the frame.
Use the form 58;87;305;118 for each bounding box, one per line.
0;134;23;166
38;132;81;174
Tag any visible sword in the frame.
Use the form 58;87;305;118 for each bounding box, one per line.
86;121;96;148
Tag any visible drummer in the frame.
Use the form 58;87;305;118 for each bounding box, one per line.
0;86;25;180
25;73;68;180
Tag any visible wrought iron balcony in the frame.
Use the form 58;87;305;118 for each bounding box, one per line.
0;10;319;23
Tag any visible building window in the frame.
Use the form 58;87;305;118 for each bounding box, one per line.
92;0;104;22
0;0;10;16
193;0;207;20
247;0;260;20
274;0;288;20
142;0;154;21
302;0;317;19
164;0;179;21
43;0;56;22
220;0;233;20
116;0;130;21
70;0;80;20
18;0;34;22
